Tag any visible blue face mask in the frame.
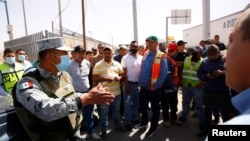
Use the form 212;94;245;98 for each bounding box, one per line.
52;54;70;72
6;57;15;65
18;54;26;61
205;45;210;51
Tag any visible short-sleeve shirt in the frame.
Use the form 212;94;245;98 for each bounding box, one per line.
66;59;90;92
121;54;143;82
174;52;189;62
92;60;124;96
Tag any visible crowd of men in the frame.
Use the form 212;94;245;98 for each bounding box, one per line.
0;34;235;140
1;4;250;140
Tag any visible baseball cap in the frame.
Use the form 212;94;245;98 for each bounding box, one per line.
74;45;85;52
92;46;97;51
103;46;113;52
147;35;158;42
37;37;73;52
119;45;129;50
86;50;93;54
193;46;203;52
177;40;187;46
168;43;177;51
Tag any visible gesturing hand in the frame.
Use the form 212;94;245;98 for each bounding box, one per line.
81;83;115;106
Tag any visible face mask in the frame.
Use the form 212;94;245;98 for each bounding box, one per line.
53;54;70;72
130;49;138;54
6;57;15;65
205;45;210;51
18;54;26;61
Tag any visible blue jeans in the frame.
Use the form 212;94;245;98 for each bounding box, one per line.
180;87;204;124
122;83;139;124
82;104;95;135
100;95;122;132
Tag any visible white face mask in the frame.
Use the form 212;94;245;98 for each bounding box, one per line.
6;57;16;65
18;54;26;61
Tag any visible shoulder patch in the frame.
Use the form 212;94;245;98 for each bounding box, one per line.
19;80;33;90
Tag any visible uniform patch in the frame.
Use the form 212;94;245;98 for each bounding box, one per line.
19;80;33;90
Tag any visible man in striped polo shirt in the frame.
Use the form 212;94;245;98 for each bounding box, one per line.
92;46;125;139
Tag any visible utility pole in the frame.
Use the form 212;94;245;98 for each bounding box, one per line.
166;17;170;45
82;0;86;48
22;0;28;35
202;0;210;40
132;0;138;42
58;0;63;36
0;0;13;40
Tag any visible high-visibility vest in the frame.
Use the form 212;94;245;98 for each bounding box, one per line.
182;56;203;88
151;50;164;86
164;54;179;85
0;63;24;93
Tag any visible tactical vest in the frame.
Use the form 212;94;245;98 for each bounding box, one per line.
0;63;24;94
151;50;164;86
164;54;180;85
12;69;82;141
182;56;203;88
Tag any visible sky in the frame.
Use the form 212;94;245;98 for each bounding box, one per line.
0;0;249;51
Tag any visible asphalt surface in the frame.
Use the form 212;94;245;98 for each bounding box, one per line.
81;91;208;141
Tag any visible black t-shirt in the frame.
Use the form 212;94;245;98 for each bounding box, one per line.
174;52;189;62
216;42;226;51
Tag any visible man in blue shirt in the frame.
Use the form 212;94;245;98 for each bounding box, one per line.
204;4;250;141
223;2;250;126
197;45;232;137
113;45;129;63
135;35;167;138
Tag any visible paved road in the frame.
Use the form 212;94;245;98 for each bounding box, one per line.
81;92;207;141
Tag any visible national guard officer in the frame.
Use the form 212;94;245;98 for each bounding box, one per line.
12;37;115;141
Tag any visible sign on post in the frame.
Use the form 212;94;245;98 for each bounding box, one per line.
166;9;191;44
171;9;191;24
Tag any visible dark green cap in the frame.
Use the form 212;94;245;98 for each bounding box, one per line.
147;35;158;42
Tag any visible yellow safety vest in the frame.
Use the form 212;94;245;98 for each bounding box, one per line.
182;56;203;88
0;63;24;93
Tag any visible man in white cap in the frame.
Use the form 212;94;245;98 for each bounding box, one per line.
12;37;115;141
113;44;129;63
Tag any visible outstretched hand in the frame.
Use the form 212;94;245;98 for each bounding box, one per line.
80;83;115;106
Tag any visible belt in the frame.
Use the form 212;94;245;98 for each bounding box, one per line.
128;81;138;84
75;90;88;93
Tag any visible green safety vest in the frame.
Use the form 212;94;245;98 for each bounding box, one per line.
182;56;203;88
0;63;24;93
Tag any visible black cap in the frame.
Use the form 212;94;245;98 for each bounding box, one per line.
177;40;187;46
74;45;85;52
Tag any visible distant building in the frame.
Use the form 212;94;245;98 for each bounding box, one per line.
183;10;243;47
